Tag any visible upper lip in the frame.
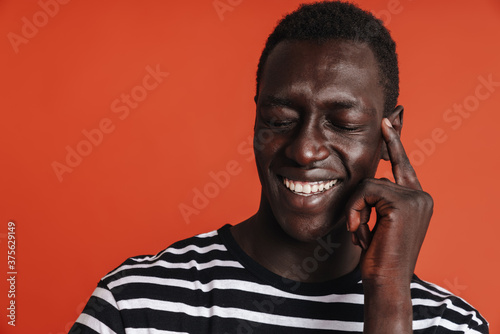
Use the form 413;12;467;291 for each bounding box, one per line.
277;170;340;184
281;177;336;184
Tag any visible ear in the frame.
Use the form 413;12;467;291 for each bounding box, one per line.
381;105;404;161
253;95;258;130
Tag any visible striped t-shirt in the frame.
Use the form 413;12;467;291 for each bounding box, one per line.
70;224;488;333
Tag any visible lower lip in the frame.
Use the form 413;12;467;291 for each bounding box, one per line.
285;187;328;197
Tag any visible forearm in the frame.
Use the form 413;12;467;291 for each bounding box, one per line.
363;282;413;334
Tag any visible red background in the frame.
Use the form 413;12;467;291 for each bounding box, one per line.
1;0;499;332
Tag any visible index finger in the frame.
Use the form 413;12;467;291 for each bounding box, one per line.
382;118;421;190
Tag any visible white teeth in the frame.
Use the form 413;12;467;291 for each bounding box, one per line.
282;177;338;195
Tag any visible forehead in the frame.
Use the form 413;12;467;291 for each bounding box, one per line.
258;40;384;112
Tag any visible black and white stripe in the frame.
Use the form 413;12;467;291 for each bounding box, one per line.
70;225;488;333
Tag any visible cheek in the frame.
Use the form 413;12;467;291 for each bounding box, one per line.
253;127;277;153
253;129;287;168
253;140;276;181
342;134;384;176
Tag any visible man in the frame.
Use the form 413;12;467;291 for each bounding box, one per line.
70;1;488;333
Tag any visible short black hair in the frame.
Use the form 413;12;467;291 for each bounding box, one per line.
256;1;399;115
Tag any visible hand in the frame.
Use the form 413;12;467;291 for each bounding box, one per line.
346;117;433;285
345;117;433;333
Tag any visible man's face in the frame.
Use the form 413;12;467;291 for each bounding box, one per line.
254;40;386;242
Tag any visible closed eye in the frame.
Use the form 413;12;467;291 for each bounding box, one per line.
263;118;296;133
325;120;362;132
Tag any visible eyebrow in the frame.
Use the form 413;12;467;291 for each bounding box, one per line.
260;95;377;115
322;99;378;116
323;100;358;110
259;96;294;108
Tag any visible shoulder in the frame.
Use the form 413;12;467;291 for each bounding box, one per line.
410;275;489;333
99;225;241;287
70;226;244;333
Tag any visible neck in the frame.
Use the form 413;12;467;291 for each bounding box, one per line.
231;207;362;283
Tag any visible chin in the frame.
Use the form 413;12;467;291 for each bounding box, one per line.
277;214;343;243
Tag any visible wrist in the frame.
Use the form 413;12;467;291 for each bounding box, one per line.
363;281;413;334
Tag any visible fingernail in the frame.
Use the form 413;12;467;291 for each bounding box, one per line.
383;118;392;128
359;238;367;250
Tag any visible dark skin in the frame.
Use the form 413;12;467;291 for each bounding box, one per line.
232;40;433;333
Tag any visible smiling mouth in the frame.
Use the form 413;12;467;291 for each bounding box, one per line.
282;177;338;196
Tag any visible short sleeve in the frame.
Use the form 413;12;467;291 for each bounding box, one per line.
465;322;489;334
69;281;125;334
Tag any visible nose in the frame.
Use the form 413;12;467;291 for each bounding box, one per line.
285;120;329;167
